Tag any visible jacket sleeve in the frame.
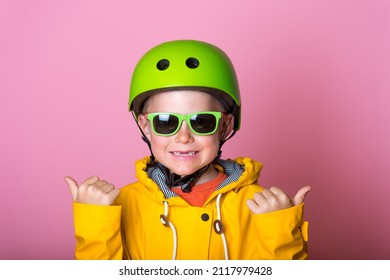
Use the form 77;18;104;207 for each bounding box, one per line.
252;203;309;260
73;203;123;260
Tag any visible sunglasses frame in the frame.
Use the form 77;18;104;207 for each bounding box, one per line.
144;111;225;136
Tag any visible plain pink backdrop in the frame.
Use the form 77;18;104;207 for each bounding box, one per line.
1;0;389;259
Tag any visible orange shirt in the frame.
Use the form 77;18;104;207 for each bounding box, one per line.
171;172;228;207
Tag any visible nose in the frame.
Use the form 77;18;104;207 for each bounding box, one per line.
175;121;194;143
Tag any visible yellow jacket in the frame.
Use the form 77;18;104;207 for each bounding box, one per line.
73;157;308;260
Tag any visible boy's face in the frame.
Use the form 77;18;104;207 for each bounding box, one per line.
138;90;233;176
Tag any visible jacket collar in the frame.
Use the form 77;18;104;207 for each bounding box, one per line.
135;156;264;200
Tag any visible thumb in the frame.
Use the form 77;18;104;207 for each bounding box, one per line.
65;176;78;202
292;186;311;206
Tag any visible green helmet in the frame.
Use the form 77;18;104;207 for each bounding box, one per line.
129;40;241;130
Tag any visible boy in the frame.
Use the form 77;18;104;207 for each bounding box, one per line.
65;40;310;260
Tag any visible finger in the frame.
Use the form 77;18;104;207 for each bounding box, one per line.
64;176;78;202
259;188;276;199
92;180;109;188
80;176;99;188
246;199;260;214
269;186;286;196
292;186;311;205
99;183;115;193
105;188;120;205
252;192;266;204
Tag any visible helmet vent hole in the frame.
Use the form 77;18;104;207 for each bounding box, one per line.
186;57;199;69
156;59;170;70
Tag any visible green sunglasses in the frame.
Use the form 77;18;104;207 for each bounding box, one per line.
144;111;224;136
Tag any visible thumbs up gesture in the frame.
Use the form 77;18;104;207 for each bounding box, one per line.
65;176;120;206
246;186;311;214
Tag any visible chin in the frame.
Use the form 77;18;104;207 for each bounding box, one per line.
170;168;196;176
166;164;198;176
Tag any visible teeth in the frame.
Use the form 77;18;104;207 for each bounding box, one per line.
172;151;196;156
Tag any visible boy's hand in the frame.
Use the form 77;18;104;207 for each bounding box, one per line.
246;186;311;214
65;176;120;206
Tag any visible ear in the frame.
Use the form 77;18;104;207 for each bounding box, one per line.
137;114;152;141
220;114;235;141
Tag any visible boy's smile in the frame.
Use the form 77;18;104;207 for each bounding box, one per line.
170;151;198;157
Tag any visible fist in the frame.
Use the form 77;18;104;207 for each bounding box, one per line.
246;186;311;214
65;175;120;206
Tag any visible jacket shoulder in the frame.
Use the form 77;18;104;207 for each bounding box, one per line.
116;181;143;204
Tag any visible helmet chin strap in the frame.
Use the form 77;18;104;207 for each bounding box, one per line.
154;161;211;193
133;106;236;193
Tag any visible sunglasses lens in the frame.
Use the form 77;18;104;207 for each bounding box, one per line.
153;114;179;135
190;113;217;134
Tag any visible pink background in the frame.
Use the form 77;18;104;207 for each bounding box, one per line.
1;0;389;259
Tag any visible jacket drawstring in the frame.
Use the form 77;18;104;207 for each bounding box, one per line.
215;193;229;260
160;194;229;260
160;201;177;260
